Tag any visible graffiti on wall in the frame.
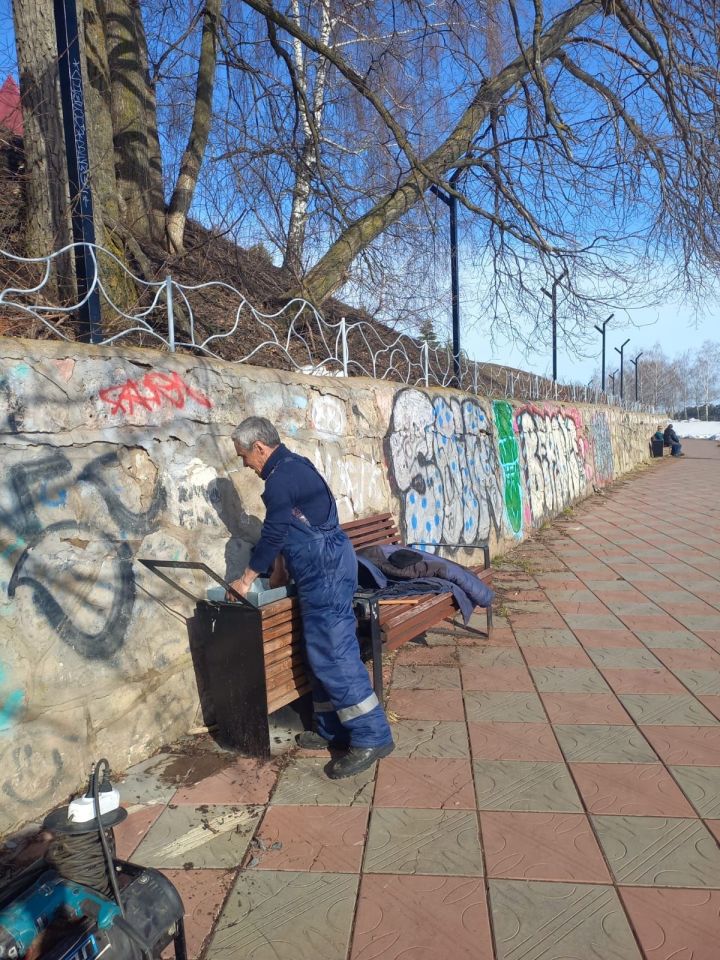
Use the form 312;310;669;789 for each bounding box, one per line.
515;405;589;524
589;410;614;482
0;451;166;660
0;663;23;731
99;371;212;416
492;401;523;535
387;390;504;547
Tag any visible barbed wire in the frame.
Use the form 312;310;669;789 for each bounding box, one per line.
0;242;654;409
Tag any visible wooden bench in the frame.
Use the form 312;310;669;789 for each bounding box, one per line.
254;512;493;731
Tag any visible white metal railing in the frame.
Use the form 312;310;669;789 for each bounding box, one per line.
0;242;649;407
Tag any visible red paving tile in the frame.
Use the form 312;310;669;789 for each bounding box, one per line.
521;646;594;667
386;689;464;721
172;758;277;805
460;666;535;692
639;726;720;766
541;692;631;724
570;763;696;817
468;722;562;761
114;804;165;860
480;811;611;882
601;668;686;694
374;758;476;809
350;874;494;960
699;695;720;720
619;887;720;960
395;646;458;666
252;805;369;872
706;821;720;844
160;869;234;959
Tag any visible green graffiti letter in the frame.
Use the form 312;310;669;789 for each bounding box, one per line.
493;401;522;534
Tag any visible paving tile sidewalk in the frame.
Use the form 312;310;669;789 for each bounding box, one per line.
108;439;720;958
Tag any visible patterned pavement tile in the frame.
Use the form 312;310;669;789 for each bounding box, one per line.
132;804;260;868
472;761;582;812
513;628;581;647
619;887;720;960
207;870;359;960
481;811;610;882
652;647;720;670
270;758;375;805
619;694;720;725
463;691;546;723
676;670;720;695
507;611;567;629
570;763;696;817
700;695;720;720
540;693;631;725
160;868;234;959
572;628;645;648
394;645;458;665
117;753;180;805
521;646;594;668
389;720;469;758
374;758;476;810
490;879;641;960
386;689;465;721
530;667;611;694
669;765;720;818
391;664;462;689
461;665;535;692
592;815;720;887
636;629;707;649
706;820;720;843
586;647;662;669
350;874;493;960
114;804;165;860
640;725;720;766
250;805;368;872
172;758;277;805
468;722;562;761
458;646;525;666
601;668;686;694
563;613;627;632
364;808;483;875
553;724;659;763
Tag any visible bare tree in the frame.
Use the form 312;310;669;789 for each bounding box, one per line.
693;340;720;421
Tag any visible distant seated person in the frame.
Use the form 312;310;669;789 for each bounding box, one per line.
663;422;684;457
653;426;665;443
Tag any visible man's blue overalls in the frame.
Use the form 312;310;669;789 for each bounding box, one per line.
272;452;393;748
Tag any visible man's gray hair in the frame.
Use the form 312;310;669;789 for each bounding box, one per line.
232;416;281;450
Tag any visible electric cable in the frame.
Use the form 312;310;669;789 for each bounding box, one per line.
93;758;125;917
45;829;116;897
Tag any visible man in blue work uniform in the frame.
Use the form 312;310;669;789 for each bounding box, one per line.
227;416;394;778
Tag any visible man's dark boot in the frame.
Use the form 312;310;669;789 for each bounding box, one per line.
296;730;349;750
326;741;395;779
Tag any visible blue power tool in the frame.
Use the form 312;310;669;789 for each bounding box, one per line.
0;760;186;960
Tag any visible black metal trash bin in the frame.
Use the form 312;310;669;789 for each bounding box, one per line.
651;437;665;458
138;560;279;758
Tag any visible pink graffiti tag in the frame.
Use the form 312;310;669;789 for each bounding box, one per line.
99;371;212;416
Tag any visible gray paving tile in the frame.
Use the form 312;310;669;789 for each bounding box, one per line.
553;725;658;763
513;629;580;648
364;808;483;876
619;694;720;725
207;871;359;960
131;803;259;868
669;765;720;818
390;720;469;758
586;648;662;669
464;691;546;723
458;647;525;667
472;761;582;812
392;665;462;689
592;815;720;888
635;630;707;649
563;614;626;631
116;753;180;805
676;670;720;695
271;758;375;805
490;879;641;960
530;668;611;694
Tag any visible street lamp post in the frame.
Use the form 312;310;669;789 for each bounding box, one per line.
430;168;462;386
593;313;614;392
630;352;644;402
541;269;568;382
608;368;619;394
53;0;103;342
614;338;631;400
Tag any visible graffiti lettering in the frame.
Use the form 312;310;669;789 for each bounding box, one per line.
493;400;523;535
99;371;212;416
387;389;503;548
590;411;614;482
1;451;165;659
